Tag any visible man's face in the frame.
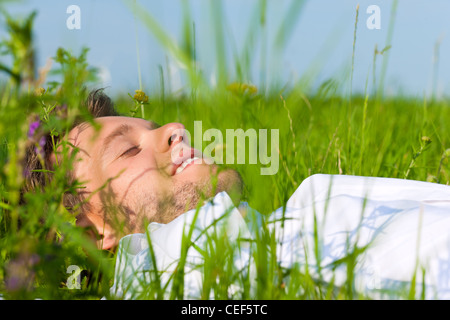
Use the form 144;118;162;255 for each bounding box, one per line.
65;116;242;248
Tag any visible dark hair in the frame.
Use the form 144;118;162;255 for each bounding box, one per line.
20;89;120;216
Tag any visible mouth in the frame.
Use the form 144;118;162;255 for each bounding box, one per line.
172;148;209;176
174;156;202;175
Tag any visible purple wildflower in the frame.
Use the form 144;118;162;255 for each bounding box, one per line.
34;136;46;158
5;253;40;292
28;120;40;138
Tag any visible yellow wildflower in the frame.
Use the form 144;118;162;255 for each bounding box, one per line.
35;87;45;96
133;89;149;103
421;136;432;145
226;82;257;95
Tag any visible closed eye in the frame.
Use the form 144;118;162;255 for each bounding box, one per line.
120;146;141;157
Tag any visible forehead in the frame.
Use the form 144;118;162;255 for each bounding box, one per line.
68;116;154;150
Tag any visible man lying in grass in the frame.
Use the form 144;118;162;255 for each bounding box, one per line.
24;89;243;248
22;90;450;299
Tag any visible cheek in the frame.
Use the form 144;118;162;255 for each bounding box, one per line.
107;161;172;200
74;159;98;191
104;156;151;181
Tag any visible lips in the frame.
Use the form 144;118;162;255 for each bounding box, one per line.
170;145;215;175
174;157;201;175
171;148;202;175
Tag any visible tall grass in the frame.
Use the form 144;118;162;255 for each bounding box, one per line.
1;1;450;300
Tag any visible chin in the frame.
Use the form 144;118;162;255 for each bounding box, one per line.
176;162;243;206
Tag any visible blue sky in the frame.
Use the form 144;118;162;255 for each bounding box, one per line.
2;0;450;99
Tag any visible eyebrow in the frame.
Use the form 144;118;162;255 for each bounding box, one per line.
100;123;132;160
99;121;160;163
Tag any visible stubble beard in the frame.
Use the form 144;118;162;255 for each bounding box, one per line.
134;168;243;229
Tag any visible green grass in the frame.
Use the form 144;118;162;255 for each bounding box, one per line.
1;1;450;300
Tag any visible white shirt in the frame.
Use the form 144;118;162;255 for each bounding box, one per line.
110;174;450;299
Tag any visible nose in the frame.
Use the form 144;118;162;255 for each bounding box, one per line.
156;122;188;153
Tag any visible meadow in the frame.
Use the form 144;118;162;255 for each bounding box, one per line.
1;1;449;300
